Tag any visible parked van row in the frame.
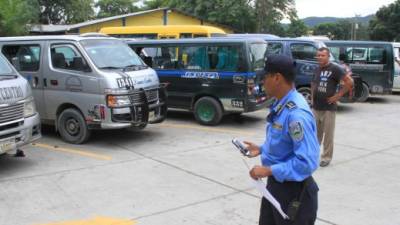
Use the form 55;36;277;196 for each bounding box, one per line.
0;35;167;144
1;32;396;148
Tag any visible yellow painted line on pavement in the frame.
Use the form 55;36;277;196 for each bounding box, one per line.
35;216;134;225
159;123;257;136
33;143;112;161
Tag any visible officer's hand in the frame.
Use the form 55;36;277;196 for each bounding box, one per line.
327;94;341;104
249;165;272;180
243;141;260;158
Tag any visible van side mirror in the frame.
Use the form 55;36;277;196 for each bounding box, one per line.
143;56;153;67
72;57;91;72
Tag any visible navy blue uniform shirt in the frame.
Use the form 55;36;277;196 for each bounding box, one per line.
260;88;320;182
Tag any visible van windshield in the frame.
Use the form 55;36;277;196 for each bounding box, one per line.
0;55;13;75
249;43;267;71
81;39;144;69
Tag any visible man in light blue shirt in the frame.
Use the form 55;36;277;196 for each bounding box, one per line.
244;55;320;225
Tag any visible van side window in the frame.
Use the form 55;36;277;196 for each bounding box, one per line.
290;43;317;61
182;46;209;70
2;45;41;71
328;46;341;60
207;45;241;71
51;44;86;71
144;46;179;69
180;33;193;38
266;42;283;55
345;47;386;64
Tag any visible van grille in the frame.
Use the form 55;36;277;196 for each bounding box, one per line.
0;103;24;124
145;89;159;102
128;91;146;105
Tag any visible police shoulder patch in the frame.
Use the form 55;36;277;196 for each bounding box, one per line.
285;101;297;110
289;121;304;142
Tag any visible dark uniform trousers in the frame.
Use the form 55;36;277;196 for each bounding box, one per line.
259;176;319;225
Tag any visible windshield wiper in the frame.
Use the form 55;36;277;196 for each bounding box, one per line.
99;66;122;70
123;64;148;71
0;74;18;80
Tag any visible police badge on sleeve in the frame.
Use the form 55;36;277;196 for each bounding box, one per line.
289;121;304;142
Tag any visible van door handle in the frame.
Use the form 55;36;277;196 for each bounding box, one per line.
43;78;47;87
33;76;39;87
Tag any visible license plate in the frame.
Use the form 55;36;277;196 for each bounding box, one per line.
148;111;156;121
0;138;16;154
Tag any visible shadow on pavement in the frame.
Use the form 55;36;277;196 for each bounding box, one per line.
337;104;354;113
165;110;265;126
0;154;36;179
366;96;389;104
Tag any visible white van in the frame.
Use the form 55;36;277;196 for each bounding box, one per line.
0;35;167;144
0;53;41;155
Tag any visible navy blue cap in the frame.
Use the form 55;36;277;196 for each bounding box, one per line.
264;55;296;81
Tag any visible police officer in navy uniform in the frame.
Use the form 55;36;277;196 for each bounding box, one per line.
244;55;320;225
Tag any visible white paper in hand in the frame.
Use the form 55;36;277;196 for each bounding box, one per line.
251;179;289;220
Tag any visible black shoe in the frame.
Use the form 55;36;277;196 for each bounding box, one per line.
320;161;330;167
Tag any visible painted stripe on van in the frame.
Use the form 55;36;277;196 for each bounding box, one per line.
155;70;256;79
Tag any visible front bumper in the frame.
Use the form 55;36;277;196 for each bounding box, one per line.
101;85;167;129
0;113;41;155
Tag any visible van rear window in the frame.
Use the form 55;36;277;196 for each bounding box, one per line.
1;45;41;72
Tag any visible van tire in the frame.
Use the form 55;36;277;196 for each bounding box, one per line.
297;87;312;105
194;97;223;125
358;83;370;102
57;108;91;144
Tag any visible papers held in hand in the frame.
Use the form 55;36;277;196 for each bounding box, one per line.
232;138;250;156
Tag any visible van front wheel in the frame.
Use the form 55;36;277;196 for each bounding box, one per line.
358;83;370;102
58;108;91;144
194;97;223;125
297;87;312;106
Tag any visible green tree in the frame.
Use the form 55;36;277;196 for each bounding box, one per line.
369;0;400;41
313;20;353;40
39;0;95;24
143;0;169;10
167;0;256;32
286;18;308;37
96;0;140;18
0;0;39;36
253;0;297;34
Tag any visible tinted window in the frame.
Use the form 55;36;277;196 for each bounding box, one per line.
2;45;41;71
143;46;179;69
182;46;208;70
266;42;283;55
143;44;243;71
180;33;193;38
249;43;267;71
207;45;242;71
345;47;386;64
290;43;317;61
51;44;87;71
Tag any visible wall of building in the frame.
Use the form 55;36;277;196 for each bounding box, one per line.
79;19;123;33
77;10;233;34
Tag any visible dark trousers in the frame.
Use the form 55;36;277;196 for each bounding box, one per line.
259;176;319;225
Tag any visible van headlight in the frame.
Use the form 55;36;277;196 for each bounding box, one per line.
107;95;131;108
24;97;37;117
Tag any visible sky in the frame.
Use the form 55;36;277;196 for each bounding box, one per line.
295;0;397;18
